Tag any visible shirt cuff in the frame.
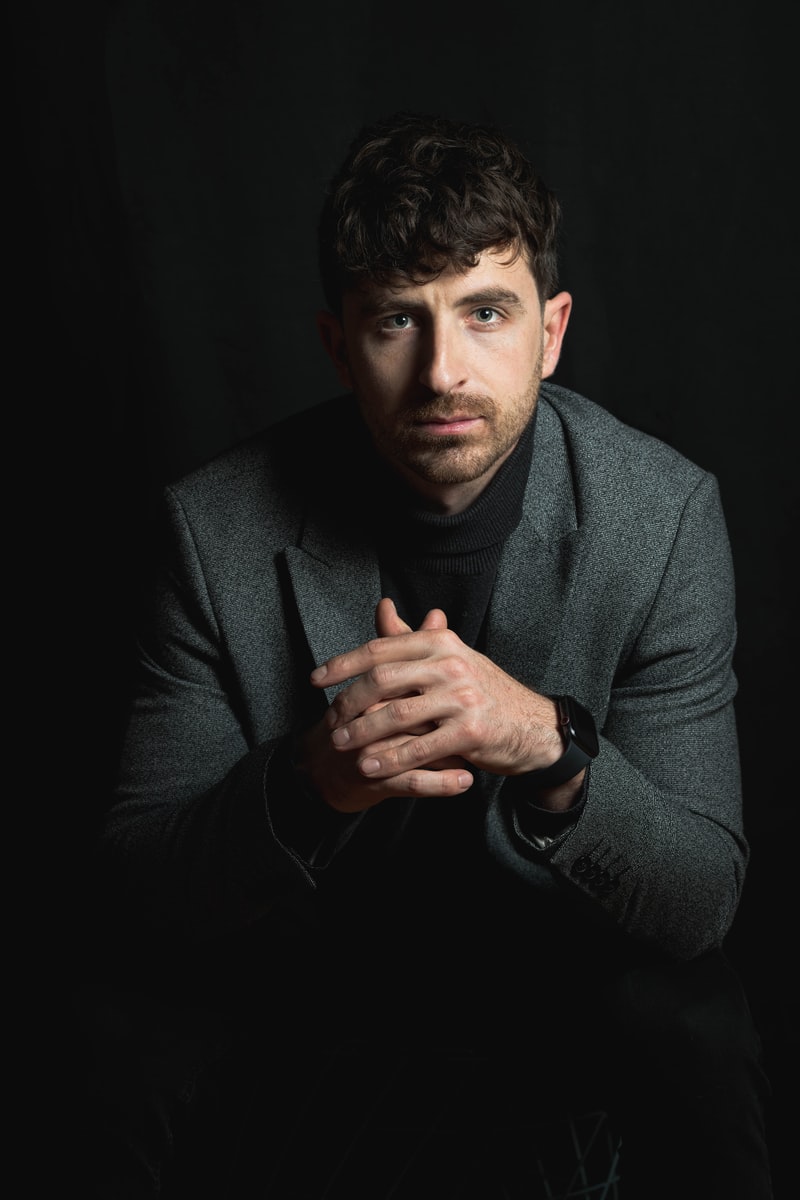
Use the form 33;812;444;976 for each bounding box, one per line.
501;768;589;849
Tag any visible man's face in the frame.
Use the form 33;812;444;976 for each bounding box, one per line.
319;248;571;512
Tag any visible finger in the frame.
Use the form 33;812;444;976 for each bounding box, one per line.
311;634;418;688
374;596;412;638
355;729;432;755
419;607;448;632
356;725;466;778
381;765;474;797
325;657;450;731
329;689;441;747
326;752;473;811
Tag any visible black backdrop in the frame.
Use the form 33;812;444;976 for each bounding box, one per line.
12;1;797;1191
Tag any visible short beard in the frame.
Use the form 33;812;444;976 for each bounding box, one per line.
379;377;541;487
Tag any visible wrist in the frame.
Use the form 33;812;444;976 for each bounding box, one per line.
526;695;599;789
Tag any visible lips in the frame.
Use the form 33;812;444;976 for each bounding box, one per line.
425;414;475;423
414;415;483;435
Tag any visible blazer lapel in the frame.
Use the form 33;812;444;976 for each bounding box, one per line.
484;397;585;694
282;507;381;706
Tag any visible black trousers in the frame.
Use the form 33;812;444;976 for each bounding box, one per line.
64;929;775;1200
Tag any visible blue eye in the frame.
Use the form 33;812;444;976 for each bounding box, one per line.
386;314;411;329
475;307;498;323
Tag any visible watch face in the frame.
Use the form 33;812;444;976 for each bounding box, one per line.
565;697;599;757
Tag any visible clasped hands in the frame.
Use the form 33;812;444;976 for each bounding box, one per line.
294;598;579;814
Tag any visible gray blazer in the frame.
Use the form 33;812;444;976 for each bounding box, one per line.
108;382;745;962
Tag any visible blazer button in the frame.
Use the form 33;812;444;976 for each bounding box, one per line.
598;875;620;895
572;857;590;877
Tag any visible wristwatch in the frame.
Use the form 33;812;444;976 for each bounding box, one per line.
527;695;599;787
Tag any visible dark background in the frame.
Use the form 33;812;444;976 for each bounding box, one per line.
12;0;796;1192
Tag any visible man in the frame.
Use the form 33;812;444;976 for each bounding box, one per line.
89;111;773;1197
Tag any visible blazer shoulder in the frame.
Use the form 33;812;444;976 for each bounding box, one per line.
539;381;712;496
171;396;355;496
163;396;360;536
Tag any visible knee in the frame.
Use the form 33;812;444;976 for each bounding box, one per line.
603;950;765;1081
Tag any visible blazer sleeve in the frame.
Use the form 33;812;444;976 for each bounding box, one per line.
487;470;748;961
99;485;348;944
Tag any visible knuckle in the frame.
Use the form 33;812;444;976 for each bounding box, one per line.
444;655;469;682
438;771;457;794
406;737;430;764
369;663;394;688
404;771;425;795
366;635;396;664
389;696;416;723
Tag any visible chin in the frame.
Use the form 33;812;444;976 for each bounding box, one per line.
406;446;505;486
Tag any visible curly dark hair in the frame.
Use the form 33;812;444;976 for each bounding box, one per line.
318;111;563;315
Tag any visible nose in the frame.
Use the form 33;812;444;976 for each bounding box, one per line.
417;321;469;395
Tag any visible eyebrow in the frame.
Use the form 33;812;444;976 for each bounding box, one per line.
457;287;527;311
356;286;528;317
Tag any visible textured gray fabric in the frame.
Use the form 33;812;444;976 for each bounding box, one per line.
107;382;745;960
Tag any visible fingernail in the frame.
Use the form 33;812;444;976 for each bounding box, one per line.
331;727;350;747
310;665;327;683
458;773;472;788
360;757;380;775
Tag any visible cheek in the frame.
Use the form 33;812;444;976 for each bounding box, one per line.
507;339;544;389
480;330;535;375
492;351;522;388
352;349;411;406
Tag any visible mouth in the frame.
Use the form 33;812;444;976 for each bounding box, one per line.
412;415;484;436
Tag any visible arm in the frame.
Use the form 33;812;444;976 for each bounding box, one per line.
489;471;746;959
100;487;359;942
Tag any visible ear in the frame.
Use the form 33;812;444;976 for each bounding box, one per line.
316;309;352;388
541;291;572;379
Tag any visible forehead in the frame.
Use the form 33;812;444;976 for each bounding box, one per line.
344;247;541;317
